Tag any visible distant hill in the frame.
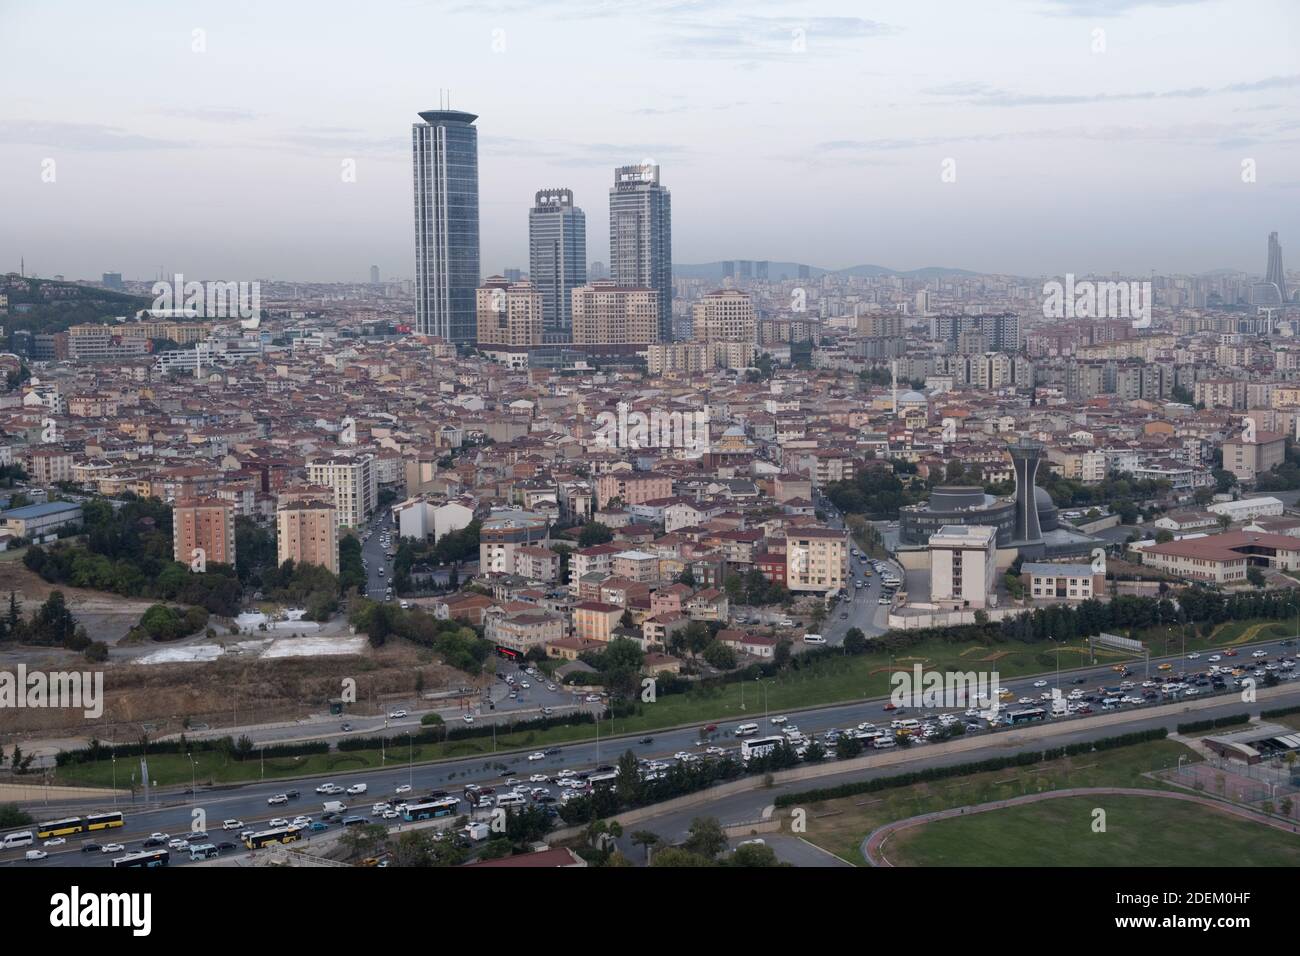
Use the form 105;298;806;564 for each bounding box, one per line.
673;261;982;282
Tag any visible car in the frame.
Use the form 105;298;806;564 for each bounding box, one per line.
737;838;766;847
546;684;557;692
462;714;474;723
1208;655;1222;662
1187;653;1200;660
1071;677;1087;684
528;752;545;761
770;715;787;724
1033;680;1048;688
345;783;368;795
100;843;125;854
80;842;102;853
267;794;288;805
168;838;190;850
309;822;329;832
520;682;531;689
268;818;289;828
381;809;399;820
315;783;337;794
388;709;408;719
585;694;601;703
545;747;562;755
217;842;238;853
1018;697;1035;705
395;784;412;794
639;736;654;745
292;816;312;827
340;722;353;732
883;702;898;711
43;837;66;847
1253;650;1268;658
1158;663;1173;671
529;773;548;783
25;850;48;862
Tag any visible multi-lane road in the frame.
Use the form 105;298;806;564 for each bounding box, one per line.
7;634;1297;869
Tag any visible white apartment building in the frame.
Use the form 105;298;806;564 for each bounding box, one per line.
928;525;997;610
307;452;378;529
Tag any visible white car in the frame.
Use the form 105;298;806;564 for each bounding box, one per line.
462;715;475;723
1208;655;1222;662
388;710;408;719
25;850;48;861
100;843;124;854
1018;697;1035;705
222;819;244;830
584;694;601;703
267;794;289;805
345;783;368;795
706;746;725;756
372;803;389;814
395;784;412;794
1253;650;1268;658
1033;680;1048;688
292;816;311;827
770;715;788;725
168;838;190;850
674;751;692;760
268;818;289;829
381;809;399;820
1187;653;1201;660
314;783;337;794
529;774;548;783
528;752;545;761
43;837;66;847
149;833;169;842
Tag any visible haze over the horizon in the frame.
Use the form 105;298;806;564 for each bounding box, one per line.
2;0;1298;283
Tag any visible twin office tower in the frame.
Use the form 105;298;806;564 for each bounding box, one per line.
413;109;672;345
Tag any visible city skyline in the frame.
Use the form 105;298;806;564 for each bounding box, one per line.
3;0;1298;282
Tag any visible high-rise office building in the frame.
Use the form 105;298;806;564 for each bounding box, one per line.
369;265;380;285
529;188;587;343
571;281;659;345
476;276;544;347
609;164;672;342
412;109;480;343
1265;231;1288;304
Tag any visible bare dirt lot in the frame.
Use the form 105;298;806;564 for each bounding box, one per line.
1;637;468;746
0;553;158;645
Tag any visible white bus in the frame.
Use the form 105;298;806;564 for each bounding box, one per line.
802;633;826;645
740;736;786;761
734;723;760;737
495;793;527;808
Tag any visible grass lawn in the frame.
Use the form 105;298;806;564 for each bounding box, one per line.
793;739;1200;865
887;794;1300;866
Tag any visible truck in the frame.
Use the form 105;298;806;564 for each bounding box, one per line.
322;800;347;815
464;821;490;842
1049;697;1069;717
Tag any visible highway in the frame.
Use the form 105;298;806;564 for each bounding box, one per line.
607;687;1300;866
6;634;1296;869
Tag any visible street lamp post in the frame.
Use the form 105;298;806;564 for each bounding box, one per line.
187;752;195;805
407;733;413;791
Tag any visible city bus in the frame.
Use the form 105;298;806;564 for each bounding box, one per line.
36;811;125;839
1007;708;1046;725
243;825;305;850
587;771;618;788
400;798;460;821
740;736;786;761
112;849;170;868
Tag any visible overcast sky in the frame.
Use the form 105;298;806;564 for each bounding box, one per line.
2;0;1298;283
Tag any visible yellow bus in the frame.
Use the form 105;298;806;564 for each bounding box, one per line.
36;812;124;839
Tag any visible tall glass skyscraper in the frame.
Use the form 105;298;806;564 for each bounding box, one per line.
1265;231;1288;305
609;163;672;343
529;188;586;343
413;109;480;343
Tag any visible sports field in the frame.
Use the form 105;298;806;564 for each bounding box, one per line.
885;794;1300;866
